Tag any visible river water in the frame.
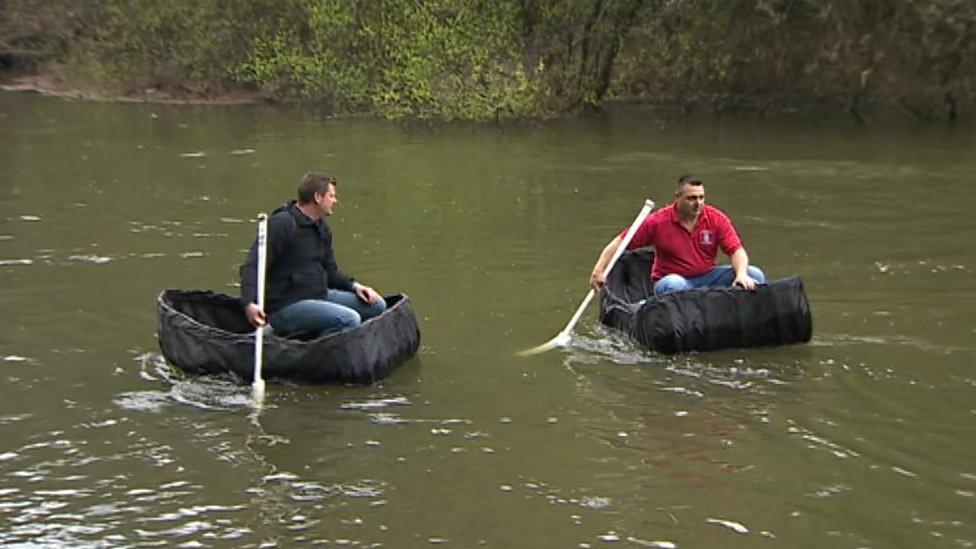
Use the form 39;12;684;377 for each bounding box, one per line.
1;93;974;547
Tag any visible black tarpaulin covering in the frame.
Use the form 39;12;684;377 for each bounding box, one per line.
600;250;812;353
156;290;420;384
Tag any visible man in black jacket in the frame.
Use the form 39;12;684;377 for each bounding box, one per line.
239;172;386;338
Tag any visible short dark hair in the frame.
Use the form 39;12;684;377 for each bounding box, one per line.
676;174;703;193
297;172;338;203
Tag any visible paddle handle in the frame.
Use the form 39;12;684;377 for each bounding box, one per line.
601;198;655;280
557;288;596;339
253;213;268;396
558;198;655;338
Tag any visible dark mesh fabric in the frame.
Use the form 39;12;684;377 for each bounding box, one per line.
600;250;812;354
156;290;420;383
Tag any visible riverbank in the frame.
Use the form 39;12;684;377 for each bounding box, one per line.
0;74;265;106
6;73;969;127
3;1;971;123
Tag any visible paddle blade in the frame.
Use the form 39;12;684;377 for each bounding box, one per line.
517;332;572;356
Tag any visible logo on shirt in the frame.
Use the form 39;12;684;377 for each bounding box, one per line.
700;229;715;246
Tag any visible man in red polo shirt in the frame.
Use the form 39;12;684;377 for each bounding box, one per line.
590;175;765;295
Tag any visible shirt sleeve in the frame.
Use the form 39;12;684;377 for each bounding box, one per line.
323;246;355;292
319;224;356;292
713;208;743;256
619;213;656;250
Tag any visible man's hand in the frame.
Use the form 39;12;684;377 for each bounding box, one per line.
354;283;382;304
730;248;758;291
733;273;758;291
590;270;606;291
245;303;266;328
590;235;621;291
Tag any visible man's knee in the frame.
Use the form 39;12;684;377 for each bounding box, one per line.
365;298;387;319
655;274;691;295
748;265;766;284
335;309;362;329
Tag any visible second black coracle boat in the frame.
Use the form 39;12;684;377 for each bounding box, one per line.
600;250;812;354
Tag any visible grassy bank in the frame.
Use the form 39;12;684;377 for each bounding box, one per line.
2;0;973;121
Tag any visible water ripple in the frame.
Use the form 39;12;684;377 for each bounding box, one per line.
340;397;412;411
812;333;971;353
786;421;860;459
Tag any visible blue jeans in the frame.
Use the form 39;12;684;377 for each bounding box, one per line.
653;265;766;296
269;290;387;339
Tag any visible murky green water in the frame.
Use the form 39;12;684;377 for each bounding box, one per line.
1;93;975;547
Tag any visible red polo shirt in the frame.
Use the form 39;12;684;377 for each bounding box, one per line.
619;203;743;280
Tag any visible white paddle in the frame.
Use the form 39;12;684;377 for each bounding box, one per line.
518;199;655;356
252;213;268;404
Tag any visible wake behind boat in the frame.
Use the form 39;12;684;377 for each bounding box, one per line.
600;250;812;353
156;289;421;384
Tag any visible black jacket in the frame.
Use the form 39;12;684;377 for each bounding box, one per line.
240;202;355;314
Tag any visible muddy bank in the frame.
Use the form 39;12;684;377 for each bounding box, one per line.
0;74;266;106
3;70;968;125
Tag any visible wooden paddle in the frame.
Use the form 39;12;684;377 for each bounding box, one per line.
518;199;655;356
252;213;268;404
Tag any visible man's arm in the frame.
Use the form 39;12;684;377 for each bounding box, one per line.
729;247;758;290
320;227;355;293
240;213;289;327
240;239;267;327
319;225;380;303
590;235;623;290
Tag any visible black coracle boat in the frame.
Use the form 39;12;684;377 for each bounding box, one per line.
600;250;812;354
156;290;420;383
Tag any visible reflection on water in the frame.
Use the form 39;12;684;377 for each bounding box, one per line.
1;93;975;546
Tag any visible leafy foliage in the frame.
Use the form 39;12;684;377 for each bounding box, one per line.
1;0;973;120
233;0;540;119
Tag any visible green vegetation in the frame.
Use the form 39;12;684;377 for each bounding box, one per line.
1;0;973;121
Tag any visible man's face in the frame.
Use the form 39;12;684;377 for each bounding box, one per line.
316;183;338;216
675;183;705;219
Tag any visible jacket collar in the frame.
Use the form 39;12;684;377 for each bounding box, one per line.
285;201;319;227
283;200;332;240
